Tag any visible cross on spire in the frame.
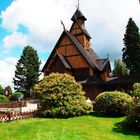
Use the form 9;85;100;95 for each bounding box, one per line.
77;0;80;9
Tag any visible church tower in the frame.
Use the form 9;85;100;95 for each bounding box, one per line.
70;8;92;52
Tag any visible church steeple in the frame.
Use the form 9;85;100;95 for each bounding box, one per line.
71;8;87;22
70;8;91;51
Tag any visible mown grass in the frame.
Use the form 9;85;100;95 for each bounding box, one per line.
0;114;139;140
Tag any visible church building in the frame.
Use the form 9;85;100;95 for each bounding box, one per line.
42;8;140;100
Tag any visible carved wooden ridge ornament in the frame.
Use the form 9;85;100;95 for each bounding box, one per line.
60;20;66;31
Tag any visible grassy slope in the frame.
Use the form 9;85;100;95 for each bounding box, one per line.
0;115;139;140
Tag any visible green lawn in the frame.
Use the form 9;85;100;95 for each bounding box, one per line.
0;114;139;140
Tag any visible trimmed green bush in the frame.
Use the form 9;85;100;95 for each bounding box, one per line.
0;85;3;94
94;91;133;116
34;73;93;118
130;83;140;98
123;98;140;131
10;92;24;101
0;95;9;103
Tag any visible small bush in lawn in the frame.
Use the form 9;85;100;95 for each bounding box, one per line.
34;73;93;118
0;95;9;103
10;92;24;101
129;83;140;98
123;97;140;131
94;91;133;116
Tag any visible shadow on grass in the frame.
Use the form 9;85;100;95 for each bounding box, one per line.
112;122;140;136
89;111;124;118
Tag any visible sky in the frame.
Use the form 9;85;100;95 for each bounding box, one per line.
0;0;140;88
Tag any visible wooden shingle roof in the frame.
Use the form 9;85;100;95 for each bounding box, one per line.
57;53;71;70
42;30;109;73
71;8;87;22
65;31;109;72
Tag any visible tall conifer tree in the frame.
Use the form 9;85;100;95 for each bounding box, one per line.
13;46;40;97
122;18;140;74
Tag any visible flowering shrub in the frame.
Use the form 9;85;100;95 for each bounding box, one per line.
94;91;133;116
34;73;93;118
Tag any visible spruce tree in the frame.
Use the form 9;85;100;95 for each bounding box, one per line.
122;18;140;74
13;46;40;97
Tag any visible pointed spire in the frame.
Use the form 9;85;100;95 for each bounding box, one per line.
71;8;87;22
107;53;110;59
77;0;80;9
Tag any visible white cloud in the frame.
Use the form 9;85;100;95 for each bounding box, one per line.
1;0;140;54
3;32;28;48
0;57;17;88
0;0;75;50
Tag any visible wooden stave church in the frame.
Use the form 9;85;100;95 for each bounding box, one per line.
42;8;140;100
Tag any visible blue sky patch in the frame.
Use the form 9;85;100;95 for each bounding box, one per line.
0;0;13;12
17;24;29;34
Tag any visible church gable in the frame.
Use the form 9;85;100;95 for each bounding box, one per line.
57;32;91;69
70;22;83;36
42;30;92;75
57;36;80;57
48;55;67;73
42;7;111;83
66;55;88;69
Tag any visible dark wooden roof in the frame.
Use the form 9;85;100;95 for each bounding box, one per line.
57;53;71;70
78;77;105;85
42;30;109;72
97;58;110;71
71;8;87;21
82;28;92;39
78;75;140;86
107;75;140;85
70;9;91;39
42;31;66;72
66;31;109;71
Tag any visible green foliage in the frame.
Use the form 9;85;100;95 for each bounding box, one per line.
10;92;24;101
123;98;140;131
130;83;140;98
0;85;3;94
122;18;140;74
0;116;139;140
13;46;40;97
0;95;9;103
112;59;129;76
94;91;133;116
34;73;93;118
